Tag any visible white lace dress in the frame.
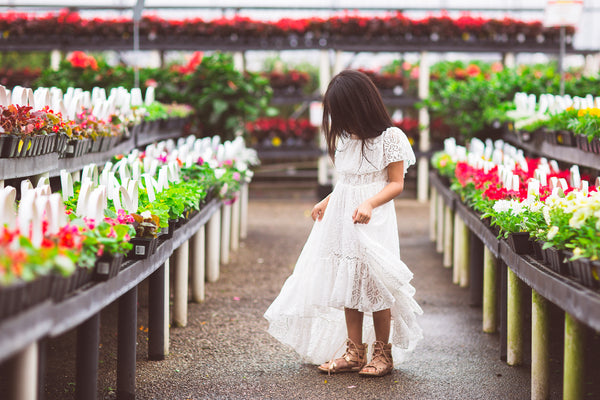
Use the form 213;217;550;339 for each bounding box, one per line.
264;127;423;366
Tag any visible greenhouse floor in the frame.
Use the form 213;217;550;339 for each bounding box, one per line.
42;185;542;400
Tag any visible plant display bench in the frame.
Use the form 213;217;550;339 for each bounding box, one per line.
429;171;600;400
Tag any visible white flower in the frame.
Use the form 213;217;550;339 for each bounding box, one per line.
568;209;587;230
547;226;559;240
493;200;511;213
214;168;226;180
141;210;152;219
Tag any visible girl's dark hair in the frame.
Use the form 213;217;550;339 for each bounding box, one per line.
322;69;393;159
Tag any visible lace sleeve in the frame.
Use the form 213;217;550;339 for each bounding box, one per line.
382;127;416;175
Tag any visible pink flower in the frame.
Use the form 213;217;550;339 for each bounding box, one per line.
197;157;204;166
107;227;117;238
232;172;241;181
97;244;104;257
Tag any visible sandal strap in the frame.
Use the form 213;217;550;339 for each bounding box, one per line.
323;339;367;375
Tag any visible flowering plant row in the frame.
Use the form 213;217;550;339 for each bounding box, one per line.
0;134;257;293
506;92;600;154
432;138;600;287
246;117;318;148
0;10;573;46
425;61;600;140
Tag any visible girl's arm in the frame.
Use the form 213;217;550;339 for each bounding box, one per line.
352;161;404;224
311;193;331;221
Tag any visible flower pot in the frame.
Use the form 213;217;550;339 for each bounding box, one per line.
22;274;52;308
530;239;545;261
93;253;124;281
90;137;102;153
544;246;568;275
55;133;68;154
0;280;26;320
576;134;590;152
555;130;575;147
592;137;600;154
570;257;599;289
507;232;531;255
0;135;17;158
127;237;158;260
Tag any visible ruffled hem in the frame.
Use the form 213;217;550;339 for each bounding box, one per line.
264;221;423;366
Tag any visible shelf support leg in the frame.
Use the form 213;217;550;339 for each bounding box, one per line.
459;222;470;288
173;240;189;328
429;186;437;242
76;314;99;400
8;341;39;400
206;207;221;282
482;247;498;333
191;226;206;303
452;213;462;284
117;287;137;400
221;203;232;264
507;268;524;366
469;231;483;304
443;205;454;268
240;184;249;240
563;313;586;400
435;194;444;253
231;195;240;252
532;289;549;400
149;263;167;360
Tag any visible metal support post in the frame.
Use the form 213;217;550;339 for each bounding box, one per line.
532;289;550;400
206;208;221;282
8;342;39;400
191;226;206;303
563;313;586;400
149;263;167;360
443;205;454;268
240;184;249;240
507;268;524;366
221;203;232;264
482;247;498;333
76;314;100;400
452;213;462;284
469;232;483;305
231;195;240;251
117;287;137;400
435;194;444;253
417;51;430;203
173;241;189;327
429;186;437;242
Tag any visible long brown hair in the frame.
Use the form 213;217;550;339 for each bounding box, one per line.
322;69;393;160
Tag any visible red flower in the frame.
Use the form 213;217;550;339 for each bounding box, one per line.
66;51;98;70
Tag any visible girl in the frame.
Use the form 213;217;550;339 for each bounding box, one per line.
264;69;422;377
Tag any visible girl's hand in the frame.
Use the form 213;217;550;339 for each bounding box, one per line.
352;201;373;224
311;197;329;221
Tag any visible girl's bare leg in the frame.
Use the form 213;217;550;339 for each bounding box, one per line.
373;308;391;343
344;307;364;344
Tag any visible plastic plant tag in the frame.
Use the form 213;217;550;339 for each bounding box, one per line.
167;162;180;183
49;193;67;231
0;85;7;106
118;161;131;183
143;174;156;203
144;86;155;106
0;186;17;227
88;188;104;223
76;180;93;217
549;160;559;173
570;165;581;189
60;170;74;201
549;176;558;190
129;160;141;182
21;179;33;199
527;180;540;198
157;167;169;191
558;178;569;191
512;175;520;192
130;88;143;107
18;190;38;244
581;181;589;196
127;180;139;213
118;186;134;214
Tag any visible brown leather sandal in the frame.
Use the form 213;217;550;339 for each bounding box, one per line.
358;341;393;377
318;339;367;375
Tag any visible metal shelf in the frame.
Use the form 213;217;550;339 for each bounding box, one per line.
429;172;600;332
0;37;591;54
503;131;600;171
0;198;221;362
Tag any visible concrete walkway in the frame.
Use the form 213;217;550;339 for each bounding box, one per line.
129;192;532;400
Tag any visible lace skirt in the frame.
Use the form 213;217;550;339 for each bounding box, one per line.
264;181;423;366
